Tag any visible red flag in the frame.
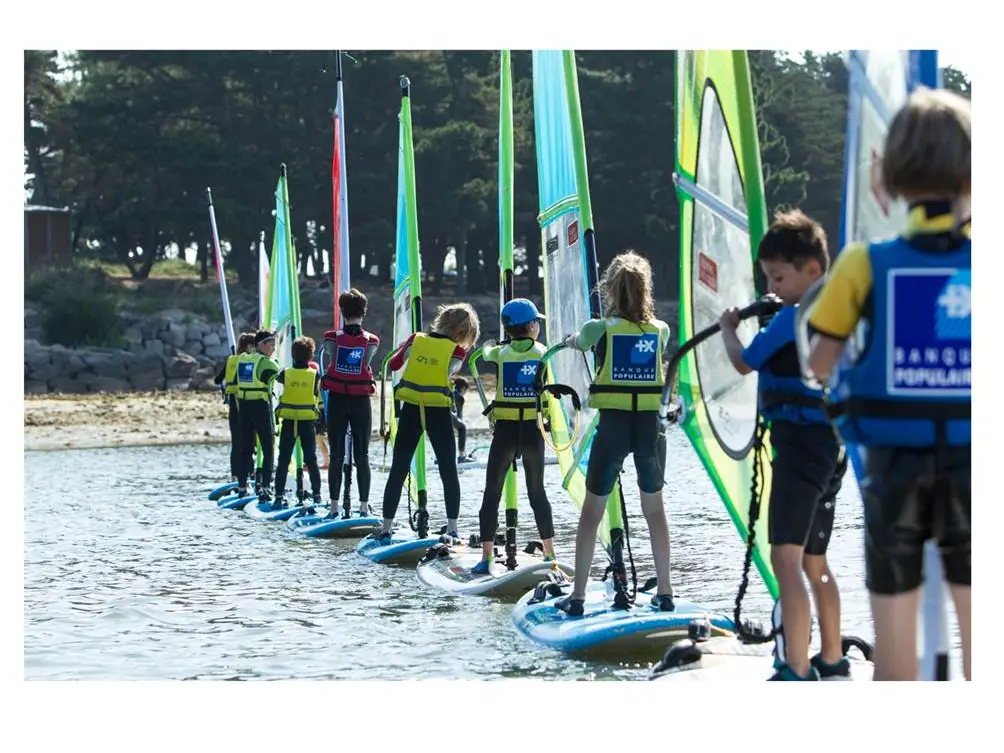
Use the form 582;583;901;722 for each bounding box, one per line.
332;105;343;329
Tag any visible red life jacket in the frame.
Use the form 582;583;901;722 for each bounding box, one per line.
322;326;378;396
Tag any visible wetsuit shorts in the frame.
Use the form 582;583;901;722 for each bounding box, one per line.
768;420;846;556
858;445;970;595
585;410;666;496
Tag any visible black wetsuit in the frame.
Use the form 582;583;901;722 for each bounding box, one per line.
478;419;554;542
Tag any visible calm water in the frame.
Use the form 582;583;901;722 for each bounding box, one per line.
23;429;962;680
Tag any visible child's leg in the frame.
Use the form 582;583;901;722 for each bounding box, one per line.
860;447;933;680
520;425;555;558
256;404;275;492
237;404;255;490
452;414;467;457
273;420;296;497
479;423;518;559
326;398;349;502
949;585;970;680
767;423;831;677
572;412;630;600
299;421;321;497
425;407;461;531
349;396;373;506
635;414;671;597
228;400;242;479
939;446;971;679
802;450;846;664
803;554;842;663
380;403;424;529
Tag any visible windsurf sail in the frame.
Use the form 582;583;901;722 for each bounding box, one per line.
837;49;949;680
261;164;305;492
206;187;237;355
673;50;777;600
533;50;631;600
841;51;943;249
380;75;427;535
467;50;522;564
329;50;355;506
258;231;270;328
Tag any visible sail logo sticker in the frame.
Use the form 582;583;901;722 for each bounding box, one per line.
335;345;365;374
237;362;256;383
502;360;539;399
888;268;971;396
611;333;659;381
567;220;579;247
698;252;718;292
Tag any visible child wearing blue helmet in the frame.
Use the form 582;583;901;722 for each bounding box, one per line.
471;298;556;573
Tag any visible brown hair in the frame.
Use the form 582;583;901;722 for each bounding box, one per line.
599;251;655;323
757;208;830;272
237;332;256;353
291;335;316;363
339;287;368;320
504;322;534;339
431;302;480;351
882;87;971;201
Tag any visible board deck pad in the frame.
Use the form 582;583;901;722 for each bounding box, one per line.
355;533;441;565
287;513;382;538
512;579;735;659
245;499;310;522
416;545;575;599
217;494;250;511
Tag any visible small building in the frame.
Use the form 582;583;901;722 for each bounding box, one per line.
24;205;72;268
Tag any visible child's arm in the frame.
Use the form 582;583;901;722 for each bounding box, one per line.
719;308;753;375
806;244;872;381
387;334;414;372
562;319;605;351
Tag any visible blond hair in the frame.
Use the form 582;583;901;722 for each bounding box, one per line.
599;250;656;323
431;302;480;351
882;86;971;201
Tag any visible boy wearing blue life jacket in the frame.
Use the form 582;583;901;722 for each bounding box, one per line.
720;209;848;682
807;88;971;681
471;299;556;573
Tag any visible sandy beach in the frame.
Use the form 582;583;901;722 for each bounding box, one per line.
23;388;496;452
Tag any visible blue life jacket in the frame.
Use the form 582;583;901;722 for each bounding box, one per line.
746;306;829;425
830;234;971;448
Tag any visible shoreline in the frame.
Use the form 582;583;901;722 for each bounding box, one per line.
23;390;495;453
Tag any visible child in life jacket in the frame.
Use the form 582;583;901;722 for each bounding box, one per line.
321;288;381;519
273;336;324;511
807;88;971;681
471;298;556;574
720;209;847;681
214;331;255;484
235;329;281;502
553;251;674;616
371;303;480;544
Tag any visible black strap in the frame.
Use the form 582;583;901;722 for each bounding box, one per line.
827;397;971;420
588;384;663;394
760;391;826;410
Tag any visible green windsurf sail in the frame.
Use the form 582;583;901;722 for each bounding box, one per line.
468;50;522;565
533;50;633;605
261;164;305;495
379;75;428;536
672;50;777;600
